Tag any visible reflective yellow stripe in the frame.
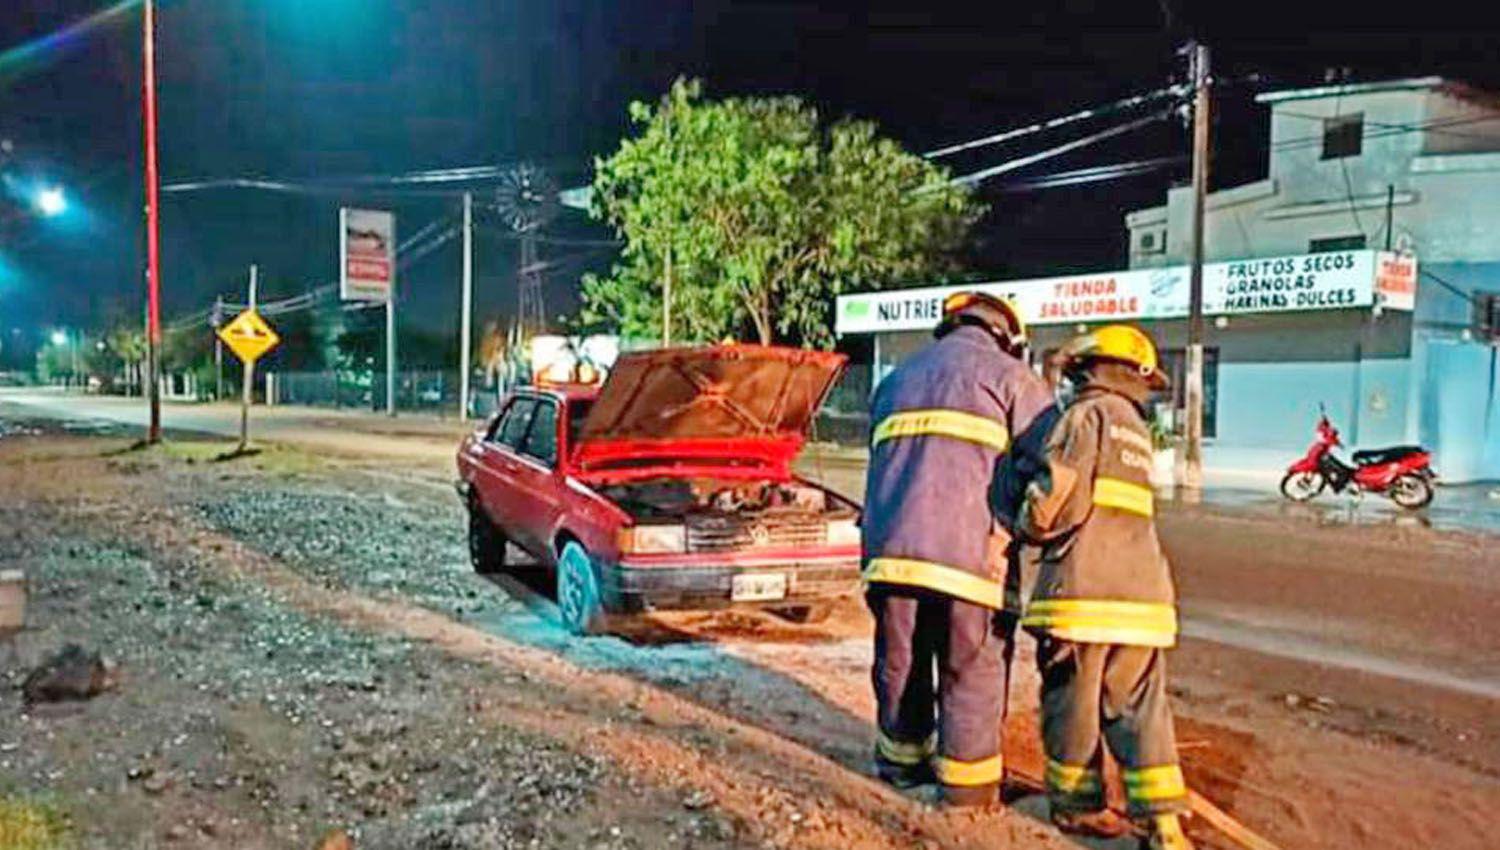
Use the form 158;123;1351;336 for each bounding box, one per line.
1020;599;1178;647
871;409;1010;452
933;754;1004;786
864;558;1004;609
876;731;935;766
1124;764;1187;803
1045;758;1103;795
1092;476;1155;517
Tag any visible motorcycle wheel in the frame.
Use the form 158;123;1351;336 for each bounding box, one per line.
1280;470;1327;502
1389;473;1434;510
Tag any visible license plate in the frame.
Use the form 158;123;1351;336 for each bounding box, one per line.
731;572;787;602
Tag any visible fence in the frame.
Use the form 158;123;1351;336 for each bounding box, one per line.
814;364;872;446
269;369;475;415
263;364;877;442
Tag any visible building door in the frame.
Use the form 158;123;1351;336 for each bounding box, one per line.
1419;340;1499;481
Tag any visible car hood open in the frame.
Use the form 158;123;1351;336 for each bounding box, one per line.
572;344;847;482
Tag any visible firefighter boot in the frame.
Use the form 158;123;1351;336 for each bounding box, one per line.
1141;813;1194;850
875;758;936;790
939;782;998;809
1051;808;1133;839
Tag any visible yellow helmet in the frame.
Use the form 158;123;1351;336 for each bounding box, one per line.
1066;324;1169;389
936;291;1028;356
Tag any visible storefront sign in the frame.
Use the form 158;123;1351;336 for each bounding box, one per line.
1374;251;1418;311
836;250;1393;335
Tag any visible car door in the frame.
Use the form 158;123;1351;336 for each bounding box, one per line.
508;396;568;559
476;395;537;536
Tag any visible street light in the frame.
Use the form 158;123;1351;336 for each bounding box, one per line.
49;330;67;347
34;187;66;217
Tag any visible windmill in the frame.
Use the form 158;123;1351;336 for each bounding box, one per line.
492;162;559;340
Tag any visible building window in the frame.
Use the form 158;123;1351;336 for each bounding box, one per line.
1309;234;1367;253
1321;113;1363;159
1160;348;1219;439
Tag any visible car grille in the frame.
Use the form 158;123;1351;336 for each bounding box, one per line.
686;513;827;552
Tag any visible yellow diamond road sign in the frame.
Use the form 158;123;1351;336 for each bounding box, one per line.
217;308;280;364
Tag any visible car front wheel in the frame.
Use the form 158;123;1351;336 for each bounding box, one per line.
556;541;607;636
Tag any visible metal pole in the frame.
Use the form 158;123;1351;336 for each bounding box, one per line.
239;265;257;452
1384;184;1395;251
386;285;396;417
459;192;473;420
143;0;163;444
1176;41;1211;494
214;295;224;401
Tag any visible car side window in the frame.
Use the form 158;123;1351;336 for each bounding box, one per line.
493;398;537;449
520;400;559;467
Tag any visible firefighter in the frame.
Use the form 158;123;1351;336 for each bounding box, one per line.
862;291;1052;807
1018;325;1193;850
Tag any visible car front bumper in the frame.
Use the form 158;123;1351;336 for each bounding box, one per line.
601;551;861;613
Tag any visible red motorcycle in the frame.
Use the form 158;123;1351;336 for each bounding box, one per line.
1280;409;1435;509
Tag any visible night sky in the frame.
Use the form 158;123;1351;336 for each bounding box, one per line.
3;0;1499;364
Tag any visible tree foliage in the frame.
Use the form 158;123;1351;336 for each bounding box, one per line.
583;78;982;348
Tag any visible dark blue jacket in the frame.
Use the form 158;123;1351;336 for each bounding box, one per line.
861;325;1053;608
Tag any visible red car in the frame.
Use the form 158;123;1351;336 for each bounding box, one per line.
455;344;863;635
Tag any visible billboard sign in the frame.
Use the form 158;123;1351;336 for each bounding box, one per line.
836;250;1388;335
340;208;395;302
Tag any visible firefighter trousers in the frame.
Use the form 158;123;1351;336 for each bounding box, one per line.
868;588;1008;794
1036;638;1189;818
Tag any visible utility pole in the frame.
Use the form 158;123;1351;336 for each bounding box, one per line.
1177;41;1211;493
459;192;474;420
386;267;397;417
238;265;257;452
213;295;224;401
142;0;163;444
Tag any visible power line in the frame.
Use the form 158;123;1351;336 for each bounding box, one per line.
947;110;1172;187
994;155;1187;191
923;86;1181;159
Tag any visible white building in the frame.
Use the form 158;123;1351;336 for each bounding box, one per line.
836;77;1500;481
1122;77;1500;480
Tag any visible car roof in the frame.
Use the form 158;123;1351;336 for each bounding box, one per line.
517;382;602;404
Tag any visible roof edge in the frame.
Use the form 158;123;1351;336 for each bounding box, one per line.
1256;76;1449;104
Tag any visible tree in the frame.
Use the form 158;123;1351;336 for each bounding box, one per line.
583;78;983;348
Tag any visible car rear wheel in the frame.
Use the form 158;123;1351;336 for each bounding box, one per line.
556;541;607;636
769;604;832;625
467;495;507;575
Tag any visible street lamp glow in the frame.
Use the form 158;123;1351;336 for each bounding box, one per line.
50;330;67;346
36;187;66;217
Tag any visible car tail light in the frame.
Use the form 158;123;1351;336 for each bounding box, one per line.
826;518;861;547
617;524;687;554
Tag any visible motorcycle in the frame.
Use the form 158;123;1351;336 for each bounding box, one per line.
1280;409;1436;510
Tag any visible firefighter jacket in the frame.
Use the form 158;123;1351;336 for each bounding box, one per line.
862;325;1053;609
1019;367;1178;647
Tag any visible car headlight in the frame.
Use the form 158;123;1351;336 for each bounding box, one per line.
826;518;861;547
618;524;686;554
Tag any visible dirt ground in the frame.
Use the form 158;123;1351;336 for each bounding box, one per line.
1;421;1497;849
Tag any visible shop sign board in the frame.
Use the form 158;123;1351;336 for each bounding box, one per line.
836;250;1391;335
1374;251;1418;312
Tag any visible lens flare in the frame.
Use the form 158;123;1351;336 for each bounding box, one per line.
0;0;142;83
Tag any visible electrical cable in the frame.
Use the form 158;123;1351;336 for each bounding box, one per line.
923;87;1181;159
992;155;1186;191
947;110;1172;187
